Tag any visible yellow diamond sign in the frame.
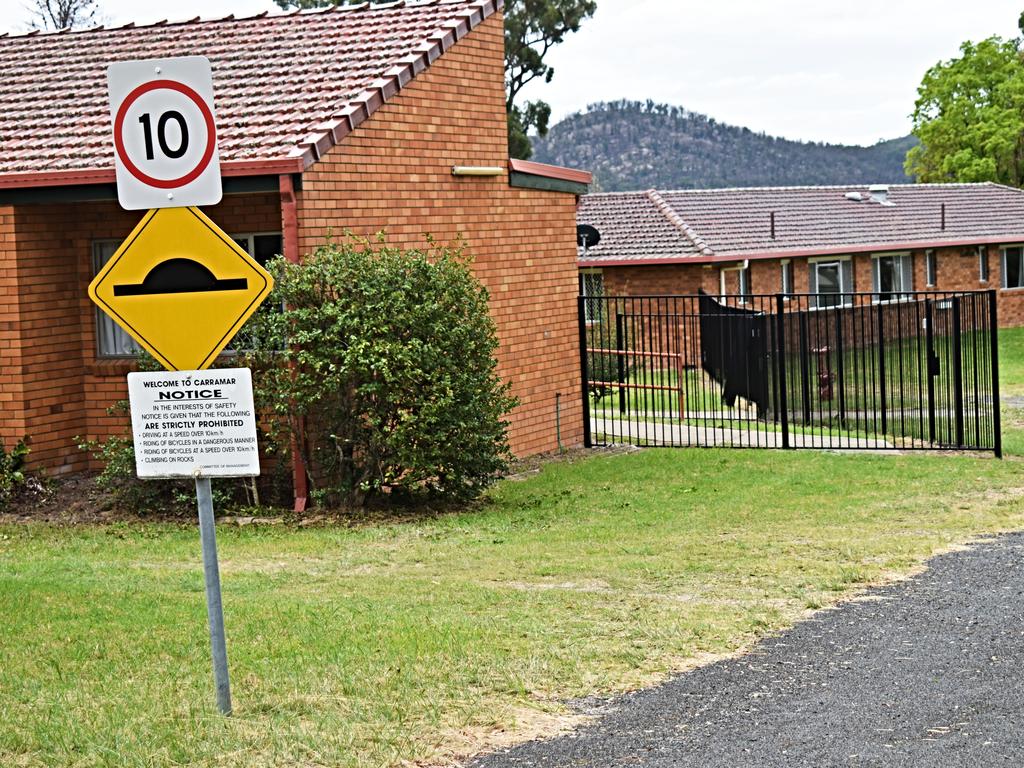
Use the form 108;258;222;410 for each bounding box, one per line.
88;206;274;371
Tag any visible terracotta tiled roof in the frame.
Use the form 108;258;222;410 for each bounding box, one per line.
578;183;1024;265
0;0;500;187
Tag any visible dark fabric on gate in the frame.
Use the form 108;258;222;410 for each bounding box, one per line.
698;290;770;413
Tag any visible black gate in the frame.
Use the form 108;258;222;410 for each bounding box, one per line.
579;291;1001;455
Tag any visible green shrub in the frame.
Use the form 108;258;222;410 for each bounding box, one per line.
242;234;517;508
0;437;31;506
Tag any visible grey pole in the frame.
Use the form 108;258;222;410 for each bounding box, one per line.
195;475;232;715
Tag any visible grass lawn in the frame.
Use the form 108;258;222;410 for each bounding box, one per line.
4;328;1024;767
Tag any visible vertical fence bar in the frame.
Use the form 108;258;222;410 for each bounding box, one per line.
877;301;887;437
834;302;847;440
952;296;965;447
989;290;1002;458
615;311;626;415
925;299;936;444
578;296;592;448
775;294;790;449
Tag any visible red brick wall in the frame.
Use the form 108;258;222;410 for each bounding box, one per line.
295;12;582;457
0;205;26;449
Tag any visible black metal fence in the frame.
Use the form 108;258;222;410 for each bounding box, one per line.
579;291;1001;455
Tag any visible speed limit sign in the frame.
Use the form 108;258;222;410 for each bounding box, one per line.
107;56;222;210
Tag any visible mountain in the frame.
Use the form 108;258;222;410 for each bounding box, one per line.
530;100;917;191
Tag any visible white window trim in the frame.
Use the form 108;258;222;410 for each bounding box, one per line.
1000;244;1024;291
870;251;913;304
780;259;792;299
580;268;604;324
809;256;853;308
925;249;936;288
719;262;751;304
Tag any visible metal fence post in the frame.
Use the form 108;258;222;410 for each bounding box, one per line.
925;299;937;444
877;302;887;436
952;296;965;447
989;289;1002;458
775;294;790;449
578;296;592;448
615;311;627;415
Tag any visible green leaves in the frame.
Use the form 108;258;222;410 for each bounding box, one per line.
243;235;517;509
504;0;597;158
907;36;1024;186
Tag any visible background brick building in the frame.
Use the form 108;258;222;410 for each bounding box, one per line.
0;0;590;504
578;184;1024;326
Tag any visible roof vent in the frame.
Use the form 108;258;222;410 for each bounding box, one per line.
844;192;864;202
868;184;894;206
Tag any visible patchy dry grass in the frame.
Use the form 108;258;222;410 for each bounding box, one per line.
4;443;1024;767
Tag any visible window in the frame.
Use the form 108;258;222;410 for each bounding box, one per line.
93;241;143;357
719;264;751;303
738;266;751;303
92;231;283;358
809;258;852;308
580;269;604;323
872;253;913;301
1002;246;1024;289
925;250;936;287
781;261;793;296
979;246;990;282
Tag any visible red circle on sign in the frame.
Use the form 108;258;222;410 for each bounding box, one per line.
113;79;217;189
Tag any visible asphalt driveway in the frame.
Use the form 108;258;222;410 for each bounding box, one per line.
470;531;1024;767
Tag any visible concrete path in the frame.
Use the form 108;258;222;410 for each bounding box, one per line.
592;417;894;449
470;532;1024;767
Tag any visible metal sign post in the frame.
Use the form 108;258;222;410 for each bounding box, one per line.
195;476;231;714
95;56;275;716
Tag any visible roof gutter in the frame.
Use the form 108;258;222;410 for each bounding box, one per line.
578;235;1024;268
0;157;306;191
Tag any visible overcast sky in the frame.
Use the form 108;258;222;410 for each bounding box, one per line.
2;0;1019;146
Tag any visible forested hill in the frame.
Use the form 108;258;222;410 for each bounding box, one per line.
531;101;916;191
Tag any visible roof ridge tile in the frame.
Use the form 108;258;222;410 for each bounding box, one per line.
645;188;714;256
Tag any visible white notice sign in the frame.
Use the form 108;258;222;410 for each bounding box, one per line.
127;368;260;478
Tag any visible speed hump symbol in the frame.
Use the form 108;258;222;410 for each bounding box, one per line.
88;206;274;371
107;56;222;210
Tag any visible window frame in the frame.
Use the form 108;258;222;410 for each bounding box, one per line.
925;249;936;288
780;259;793;299
871;251;913;304
979;246;990;283
719;263;751;304
808;255;853;309
580;268;604;324
1001;244;1024;290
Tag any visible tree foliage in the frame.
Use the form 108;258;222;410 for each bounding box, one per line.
905;36;1024;186
243;235;516;509
505;0;596;159
29;0;98;30
272;0;595;161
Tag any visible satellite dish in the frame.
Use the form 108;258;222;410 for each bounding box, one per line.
576;224;601;248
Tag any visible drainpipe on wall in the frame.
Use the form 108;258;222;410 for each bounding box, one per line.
279;173;309;513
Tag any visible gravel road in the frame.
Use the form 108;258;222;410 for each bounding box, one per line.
469;532;1024;767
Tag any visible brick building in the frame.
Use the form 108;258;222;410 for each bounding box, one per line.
578;184;1024;324
0;0;591;503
